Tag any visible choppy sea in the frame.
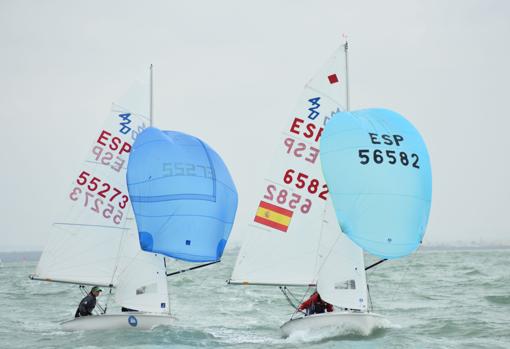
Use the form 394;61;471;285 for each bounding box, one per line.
0;248;509;349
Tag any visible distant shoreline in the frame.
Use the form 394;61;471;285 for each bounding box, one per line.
1;244;510;262
0;251;41;262
419;244;510;251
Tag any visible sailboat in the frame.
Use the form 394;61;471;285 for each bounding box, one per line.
30;67;238;330
229;42;432;337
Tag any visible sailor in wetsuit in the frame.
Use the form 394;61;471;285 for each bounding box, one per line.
298;291;333;316
75;286;102;317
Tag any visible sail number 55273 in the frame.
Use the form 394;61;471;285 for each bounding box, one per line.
69;187;124;225
74;171;129;209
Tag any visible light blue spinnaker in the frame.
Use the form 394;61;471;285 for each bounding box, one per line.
320;108;432;259
127;127;238;262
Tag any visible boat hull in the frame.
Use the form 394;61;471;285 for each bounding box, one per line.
280;311;385;337
61;312;175;331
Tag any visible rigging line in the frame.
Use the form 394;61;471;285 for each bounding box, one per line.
95;304;105;315
312;227;342;283
285;287;302;304
287;287;313;315
345;40;350;112
367;284;373;312
102;287;113;314
110;247;152;283
166;260;220;277
109;212;134;286
279;286;298;310
53;222;129;231
289;285;312;320
284;210;332;300
45;219;128;267
310;204;331;287
280;287;307;318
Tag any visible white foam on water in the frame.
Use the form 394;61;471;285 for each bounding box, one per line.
283;315;395;343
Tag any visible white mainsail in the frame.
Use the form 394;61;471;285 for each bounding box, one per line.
34;104;147;286
230;45;366;302
33;79;170;313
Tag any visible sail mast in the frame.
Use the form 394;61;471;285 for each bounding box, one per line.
150;64;154;127
344;41;350;112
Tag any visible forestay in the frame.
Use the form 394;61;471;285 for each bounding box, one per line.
126;128;238;263
230;45;352;286
320;108;432;259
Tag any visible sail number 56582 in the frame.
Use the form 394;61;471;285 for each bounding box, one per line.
358;149;419;168
283;169;328;200
264;185;312;214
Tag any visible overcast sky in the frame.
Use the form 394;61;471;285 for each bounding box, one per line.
1;0;509;251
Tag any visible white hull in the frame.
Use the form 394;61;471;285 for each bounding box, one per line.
280;311;385;337
61;312;175;331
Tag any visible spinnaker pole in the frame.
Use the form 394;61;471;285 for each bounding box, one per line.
166;260;220;277
365;259;387;271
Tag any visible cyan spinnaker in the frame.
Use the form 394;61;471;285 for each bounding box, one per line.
320;108;432;259
127;127;238;262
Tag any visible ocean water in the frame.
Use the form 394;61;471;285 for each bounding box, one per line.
0;248;509;349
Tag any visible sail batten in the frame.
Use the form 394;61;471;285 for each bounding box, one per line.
53;222;129;230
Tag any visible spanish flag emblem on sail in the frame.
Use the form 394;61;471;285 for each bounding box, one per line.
254;201;293;232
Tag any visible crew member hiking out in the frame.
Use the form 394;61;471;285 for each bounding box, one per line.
75;286;102;317
298;291;333;316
